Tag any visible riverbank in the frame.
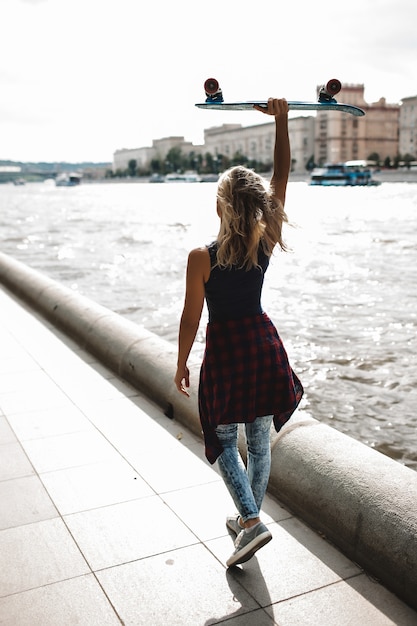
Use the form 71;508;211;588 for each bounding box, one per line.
101;168;417;185
3;167;417;186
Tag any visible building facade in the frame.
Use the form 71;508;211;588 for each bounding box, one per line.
288;116;316;171
113;146;154;172
399;95;417;158
315;85;399;165
204;122;272;168
113;137;200;173
204;117;315;173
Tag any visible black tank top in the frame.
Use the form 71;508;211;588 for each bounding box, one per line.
204;241;270;321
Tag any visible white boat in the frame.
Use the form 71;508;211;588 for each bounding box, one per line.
164;172;201;183
55;172;82;187
149;173;165;183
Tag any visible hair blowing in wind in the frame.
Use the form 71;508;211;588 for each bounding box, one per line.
216;165;289;270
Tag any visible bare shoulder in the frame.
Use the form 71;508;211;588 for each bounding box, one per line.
189;246;209;259
188;246;211;281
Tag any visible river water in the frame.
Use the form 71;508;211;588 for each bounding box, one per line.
1;180;416;469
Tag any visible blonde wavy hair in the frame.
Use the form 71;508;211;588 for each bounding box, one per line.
215;165;288;269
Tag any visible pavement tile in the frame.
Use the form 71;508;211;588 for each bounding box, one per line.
0;369;58;394
0;441;34;481
79;396;162;442
124;440;220;494
0;416;17;444
0;518;90;597
80;395;177;443
81;397;218;493
0;575;122;626
41;459;154;515
206;517;360;604
0;329;29;359
0;351;39;375
96;543;261;626
64;496;198;570
6;405;93;441
20;429;121;473
163;485;292;543
278;516;361;579
260;492;293;523
151;414;202;447
0;474;58;530
267;574;417;626
205;609;275;626
45;363;126;406
162;481;238;542
0;383;74;415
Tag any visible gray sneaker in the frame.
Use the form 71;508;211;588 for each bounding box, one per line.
226;515;244;537
226;522;272;567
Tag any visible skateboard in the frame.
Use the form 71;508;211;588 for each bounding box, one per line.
196;78;365;117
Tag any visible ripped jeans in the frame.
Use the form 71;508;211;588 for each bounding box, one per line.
215;415;273;523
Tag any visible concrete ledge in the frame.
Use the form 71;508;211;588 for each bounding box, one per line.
269;417;417;610
1;250;416;611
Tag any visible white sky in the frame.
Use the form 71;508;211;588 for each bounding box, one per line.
1;0;416;163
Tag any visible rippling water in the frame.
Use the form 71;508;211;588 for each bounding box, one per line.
1;180;416;469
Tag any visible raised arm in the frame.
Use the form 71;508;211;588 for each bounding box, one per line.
254;98;290;207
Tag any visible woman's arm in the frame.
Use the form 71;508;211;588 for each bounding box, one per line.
255;98;290;207
174;247;210;396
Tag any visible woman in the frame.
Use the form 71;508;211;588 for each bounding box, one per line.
174;98;303;567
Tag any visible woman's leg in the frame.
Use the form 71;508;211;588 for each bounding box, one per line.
215;423;259;523
245;415;273;512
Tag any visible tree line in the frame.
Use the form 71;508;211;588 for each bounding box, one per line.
107;146;274;179
107;147;416;179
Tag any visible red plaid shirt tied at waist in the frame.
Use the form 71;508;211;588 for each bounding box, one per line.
198;243;303;464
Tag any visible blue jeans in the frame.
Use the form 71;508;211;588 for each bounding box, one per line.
215;415;273;523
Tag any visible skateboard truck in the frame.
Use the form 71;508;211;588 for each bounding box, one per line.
204;78;224;103
318;78;342;103
205;77;342;105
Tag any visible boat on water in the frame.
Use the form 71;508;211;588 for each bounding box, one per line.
55;172;82;187
310;160;381;186
149;173;165;183
150;172;217;183
164;172;201;183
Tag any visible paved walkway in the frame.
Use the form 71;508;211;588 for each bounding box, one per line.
1;286;416;626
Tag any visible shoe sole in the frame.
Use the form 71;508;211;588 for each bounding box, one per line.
226;531;272;567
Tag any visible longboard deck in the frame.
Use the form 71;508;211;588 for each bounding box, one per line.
196;101;365;117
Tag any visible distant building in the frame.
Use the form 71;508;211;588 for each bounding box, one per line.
399;95;417;158
113;137;201;173
152;136;196;160
203;123;245;163
0;165;21;173
315;84;399;165
0;165;22;183
204;118;315;173
288;117;315;171
113;146;154;172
